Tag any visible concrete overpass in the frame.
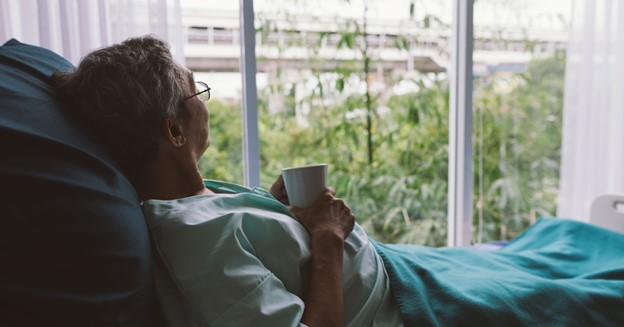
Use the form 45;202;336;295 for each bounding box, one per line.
181;8;568;76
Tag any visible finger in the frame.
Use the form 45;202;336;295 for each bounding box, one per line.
271;174;283;188
321;189;334;200
341;204;353;216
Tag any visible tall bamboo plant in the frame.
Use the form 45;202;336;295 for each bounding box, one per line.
200;1;566;247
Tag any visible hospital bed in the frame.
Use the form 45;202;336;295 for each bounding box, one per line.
591;194;624;234
1;38;622;326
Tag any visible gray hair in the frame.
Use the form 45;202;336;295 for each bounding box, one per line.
53;35;186;180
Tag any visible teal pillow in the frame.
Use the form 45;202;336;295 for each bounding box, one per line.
0;39;161;326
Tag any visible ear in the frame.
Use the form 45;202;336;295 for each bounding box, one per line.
161;118;187;147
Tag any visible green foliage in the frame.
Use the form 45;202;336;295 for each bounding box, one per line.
199;100;244;184
200;1;565;247
200;53;565;247
472;52;565;242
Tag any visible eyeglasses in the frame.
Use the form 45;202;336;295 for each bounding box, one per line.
184;81;211;102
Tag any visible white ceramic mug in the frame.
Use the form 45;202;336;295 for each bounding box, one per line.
281;163;328;208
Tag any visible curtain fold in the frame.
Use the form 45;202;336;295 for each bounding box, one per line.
0;0;185;65
557;0;624;221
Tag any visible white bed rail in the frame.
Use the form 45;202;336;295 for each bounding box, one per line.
589;194;624;233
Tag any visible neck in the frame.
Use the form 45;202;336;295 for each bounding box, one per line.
133;156;213;201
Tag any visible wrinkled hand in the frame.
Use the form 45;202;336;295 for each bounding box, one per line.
290;188;355;240
269;174;290;205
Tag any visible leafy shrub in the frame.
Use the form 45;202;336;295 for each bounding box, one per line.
200;53;565;247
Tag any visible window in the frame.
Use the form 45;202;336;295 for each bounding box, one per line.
188;26;209;44
472;0;570;243
182;2;246;184
183;0;570;247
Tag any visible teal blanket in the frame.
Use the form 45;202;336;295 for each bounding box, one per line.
372;218;624;327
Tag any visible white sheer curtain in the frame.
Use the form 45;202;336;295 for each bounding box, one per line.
557;0;624;221
0;0;185;65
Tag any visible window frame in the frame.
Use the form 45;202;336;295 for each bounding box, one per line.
239;0;261;188
238;0;475;246
447;0;474;247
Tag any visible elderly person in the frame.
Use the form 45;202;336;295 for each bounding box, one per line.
53;36;624;327
53;35;400;327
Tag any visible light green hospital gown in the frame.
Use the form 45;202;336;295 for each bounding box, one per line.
142;180;403;327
